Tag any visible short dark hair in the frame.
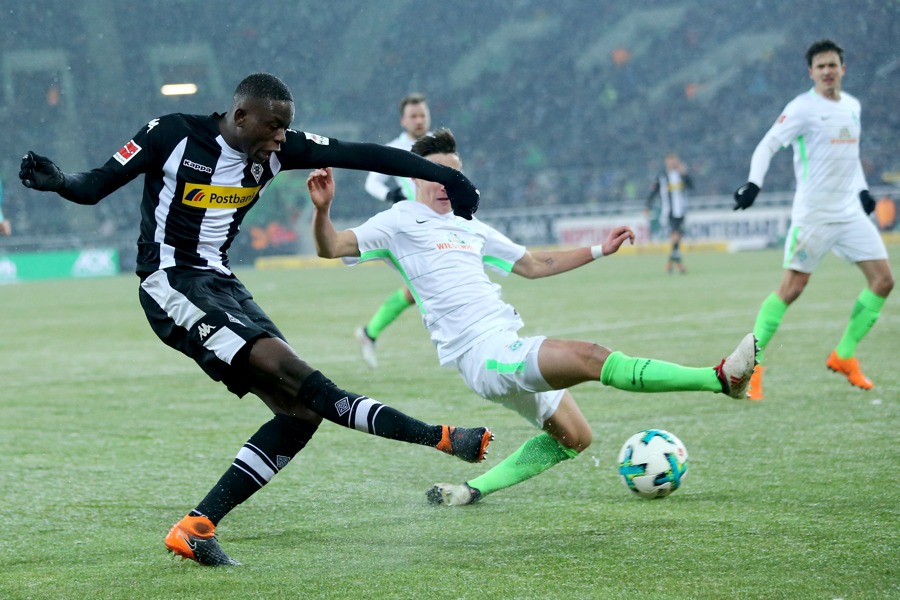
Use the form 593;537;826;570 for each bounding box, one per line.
234;73;293;104
399;93;426;116
805;39;844;67
411;128;458;158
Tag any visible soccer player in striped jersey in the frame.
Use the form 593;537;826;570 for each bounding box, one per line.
19;73;490;566
355;93;431;368
646;152;692;274
307;128;757;508
733;39;894;399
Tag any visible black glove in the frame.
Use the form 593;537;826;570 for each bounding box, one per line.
859;190;876;215
733;182;760;211
445;171;480;220
20;151;65;192
385;187;406;203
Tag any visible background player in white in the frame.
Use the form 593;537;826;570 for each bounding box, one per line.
355;93;431;368
646;152;692;274
308;128;758;507
734;39;894;400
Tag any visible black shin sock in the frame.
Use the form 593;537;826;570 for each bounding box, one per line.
193;414;318;525
296;371;442;446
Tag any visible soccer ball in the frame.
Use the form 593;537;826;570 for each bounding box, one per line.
617;429;688;499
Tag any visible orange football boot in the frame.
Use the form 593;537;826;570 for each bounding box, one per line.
826;350;873;390
164;515;239;566
748;365;765;401
436;425;493;463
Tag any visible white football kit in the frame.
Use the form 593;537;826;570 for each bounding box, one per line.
349;201;565;426
748;88;886;271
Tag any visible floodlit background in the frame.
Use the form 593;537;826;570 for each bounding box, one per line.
1;0;897;255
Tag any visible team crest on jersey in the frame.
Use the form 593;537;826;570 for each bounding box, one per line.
113;140;142;165
435;232;475;252
251;163;264;183
831;127;857;144
304;132;330;145
182;184;261;209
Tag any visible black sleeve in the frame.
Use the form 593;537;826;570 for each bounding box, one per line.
280;132;460;184
682;174;694;190
57;120;160;204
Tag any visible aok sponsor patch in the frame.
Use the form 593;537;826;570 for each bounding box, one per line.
182;184;261;209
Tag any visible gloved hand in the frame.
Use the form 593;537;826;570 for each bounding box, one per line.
20;151;65;192
445;171;480;220
859;190;876;215
733;182;760;211
385;187;406;203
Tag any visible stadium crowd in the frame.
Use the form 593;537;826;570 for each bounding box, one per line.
1;0;896;245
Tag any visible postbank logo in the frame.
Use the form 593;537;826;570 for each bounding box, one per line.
182;184;261;209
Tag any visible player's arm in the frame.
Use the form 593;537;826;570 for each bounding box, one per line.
512;225;635;279
734;102;805;210
20;125;152;204
306;167;360;259
295;135;479;219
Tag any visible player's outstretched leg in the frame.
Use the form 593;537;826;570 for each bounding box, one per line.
297;370;492;462
599;333;758;399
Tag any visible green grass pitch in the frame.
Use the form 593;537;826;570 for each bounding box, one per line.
1;248;897;599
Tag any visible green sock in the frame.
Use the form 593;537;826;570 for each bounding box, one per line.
753;292;788;363
835;288;886;359
467;433;578;497
600;351;721;393
365;288;414;340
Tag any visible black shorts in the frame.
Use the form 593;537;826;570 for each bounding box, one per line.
139;267;286;397
668;216;685;235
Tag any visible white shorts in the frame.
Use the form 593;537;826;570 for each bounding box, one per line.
452;330;565;428
783;214;888;273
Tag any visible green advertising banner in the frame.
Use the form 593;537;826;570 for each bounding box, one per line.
0;248;119;282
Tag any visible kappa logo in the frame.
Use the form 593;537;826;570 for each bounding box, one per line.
197;323;216;339
335;396;351;417
183;159;212;174
147;118;160;133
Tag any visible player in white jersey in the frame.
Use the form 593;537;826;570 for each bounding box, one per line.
355;94;432;368
308;128;759;507
733;39;893;399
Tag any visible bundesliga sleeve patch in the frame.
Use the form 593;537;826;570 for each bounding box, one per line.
304;132;330;145
113;140;142;165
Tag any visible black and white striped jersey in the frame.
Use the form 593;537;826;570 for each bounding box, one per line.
58;112;468;276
